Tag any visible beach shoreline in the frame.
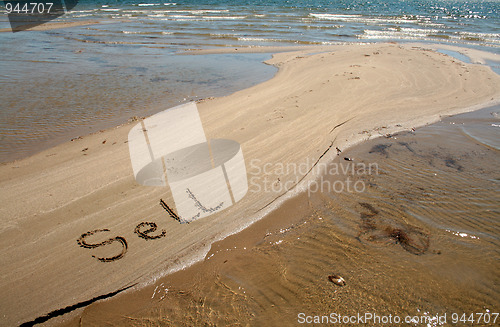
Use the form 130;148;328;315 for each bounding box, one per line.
1;43;500;326
71;103;500;326
0;20;106;33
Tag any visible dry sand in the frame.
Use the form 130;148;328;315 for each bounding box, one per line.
1;43;500;326
0;20;103;33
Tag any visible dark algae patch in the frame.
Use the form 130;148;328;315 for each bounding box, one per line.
357;202;430;255
444;156;463;171
368;143;392;157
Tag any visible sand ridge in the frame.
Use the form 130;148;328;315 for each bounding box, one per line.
0;20;104;32
1;43;500;326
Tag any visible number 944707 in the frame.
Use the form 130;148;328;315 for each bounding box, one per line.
5;2;54;14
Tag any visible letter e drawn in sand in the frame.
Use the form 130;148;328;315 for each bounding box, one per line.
128;102;248;223
134;222;167;240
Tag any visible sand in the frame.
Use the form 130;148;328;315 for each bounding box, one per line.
1;43;500;326
74;105;500;326
0;20;104;33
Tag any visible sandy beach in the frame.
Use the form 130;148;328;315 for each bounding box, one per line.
1;43;500;326
72;104;500;326
0;20;104;33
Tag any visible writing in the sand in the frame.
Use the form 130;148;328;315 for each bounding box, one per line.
77;199;191;262
77;222;166;262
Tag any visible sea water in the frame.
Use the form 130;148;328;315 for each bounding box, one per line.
0;0;499;162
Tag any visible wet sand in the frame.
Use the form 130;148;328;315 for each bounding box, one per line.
1;43;500;326
0;20;104;33
70;105;500;326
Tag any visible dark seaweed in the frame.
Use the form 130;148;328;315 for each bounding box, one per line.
444;157;463;171
368;144;392;157
357;202;430;255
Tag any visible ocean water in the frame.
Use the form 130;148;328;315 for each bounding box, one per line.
0;0;499;162
2;0;499;48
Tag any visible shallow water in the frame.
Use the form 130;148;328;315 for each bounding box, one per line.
436;49;472;64
0;50;275;162
1;0;499;162
75;106;500;326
